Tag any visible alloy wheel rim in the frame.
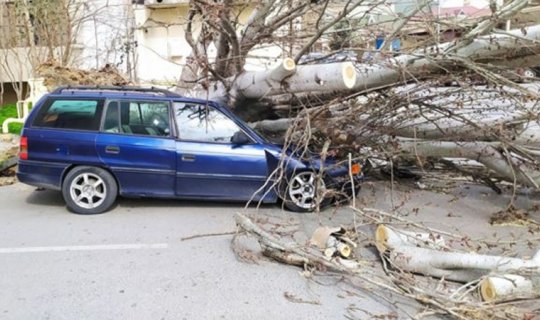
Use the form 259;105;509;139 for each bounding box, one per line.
288;171;325;210
69;173;107;209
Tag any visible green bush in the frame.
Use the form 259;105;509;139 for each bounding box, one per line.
0;104;24;135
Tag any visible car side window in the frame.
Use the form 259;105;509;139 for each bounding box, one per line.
103;101;120;133
33;99;102;131
118;101;171;137
174;103;245;143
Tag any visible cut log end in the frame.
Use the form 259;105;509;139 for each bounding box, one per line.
283;58;296;71
337;242;351;258
268;58;297;83
480;278;497;302
480;275;535;302
375;224;389;252
342;62;357;89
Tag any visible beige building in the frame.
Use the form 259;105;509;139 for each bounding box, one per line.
132;0;287;85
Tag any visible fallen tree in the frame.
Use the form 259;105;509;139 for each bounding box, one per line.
173;1;540;315
234;211;538;318
173;0;540;194
12;0;540;193
182;0;537;109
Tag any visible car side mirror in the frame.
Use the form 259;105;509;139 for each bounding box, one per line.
231;131;251;145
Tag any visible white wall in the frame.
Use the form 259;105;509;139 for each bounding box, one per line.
132;5;188;84
131;3;286;84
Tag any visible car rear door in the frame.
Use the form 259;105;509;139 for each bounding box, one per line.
96;100;176;197
173;102;268;200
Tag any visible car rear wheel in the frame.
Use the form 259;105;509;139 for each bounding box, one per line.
283;171;328;212
62;166;117;215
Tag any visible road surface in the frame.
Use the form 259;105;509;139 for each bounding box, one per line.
3;179;540;319
0;183;378;320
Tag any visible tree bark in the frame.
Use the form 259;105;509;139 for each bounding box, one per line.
249;118;295;133
394;139;540;189
376;225;540;283
480;274;540;302
233;61;356;99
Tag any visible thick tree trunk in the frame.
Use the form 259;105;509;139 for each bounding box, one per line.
228;24;540;106
376;225;540;283
249;118;295;133
394;139;540;188
233;61;356;99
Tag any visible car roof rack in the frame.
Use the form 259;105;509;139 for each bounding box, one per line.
52;85;182;98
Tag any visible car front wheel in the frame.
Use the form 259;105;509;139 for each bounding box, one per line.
62;166;117;215
283;171;328;212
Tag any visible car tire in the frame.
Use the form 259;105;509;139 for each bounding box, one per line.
282;171;330;213
62;166;118;215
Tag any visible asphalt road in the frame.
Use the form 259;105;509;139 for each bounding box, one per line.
0;183;370;320
5;179;533;319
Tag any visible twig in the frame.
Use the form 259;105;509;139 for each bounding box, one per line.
181;231;236;241
283;291;321;305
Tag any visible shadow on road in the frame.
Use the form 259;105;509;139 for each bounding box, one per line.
116;196;276;211
25;188;64;207
23;187;276;212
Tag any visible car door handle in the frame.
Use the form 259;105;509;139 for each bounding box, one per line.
105;146;120;154
181;154;196;162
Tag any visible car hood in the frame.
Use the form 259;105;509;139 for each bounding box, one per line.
262;142;348;176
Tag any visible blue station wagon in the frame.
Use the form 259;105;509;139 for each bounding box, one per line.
17;86;362;214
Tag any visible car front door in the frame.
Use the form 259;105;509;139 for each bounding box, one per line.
96;100;176;197
173;102;268;200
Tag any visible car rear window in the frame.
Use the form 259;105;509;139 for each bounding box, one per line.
33;99;103;131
